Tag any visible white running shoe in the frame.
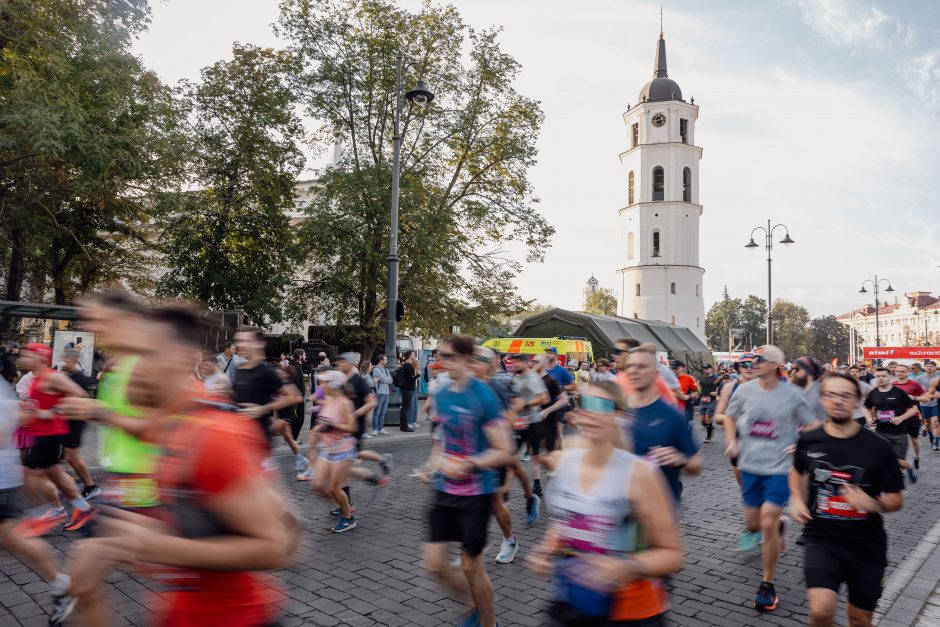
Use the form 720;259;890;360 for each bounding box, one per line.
379;429;390;435
362;432;374;439
495;539;518;564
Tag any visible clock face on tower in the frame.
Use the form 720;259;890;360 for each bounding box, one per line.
651;113;667;128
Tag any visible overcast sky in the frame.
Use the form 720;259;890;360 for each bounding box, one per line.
133;0;940;319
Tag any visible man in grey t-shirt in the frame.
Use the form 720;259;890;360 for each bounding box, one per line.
508;354;549;496
216;340;245;384
723;344;818;613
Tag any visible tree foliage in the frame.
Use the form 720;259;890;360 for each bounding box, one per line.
157;44;304;323
584;288;617;316
771;299;811;361
809;315;850;364
277;0;551;355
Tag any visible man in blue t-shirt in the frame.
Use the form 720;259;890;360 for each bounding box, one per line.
424;334;512;627
624;347;701;503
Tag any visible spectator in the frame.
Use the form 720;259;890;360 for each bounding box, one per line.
371;354;392;435
216;340;245;384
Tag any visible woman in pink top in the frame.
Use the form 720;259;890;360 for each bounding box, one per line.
310;370;358;532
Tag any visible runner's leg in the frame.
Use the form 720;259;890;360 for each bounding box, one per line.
807;588;838;627
760;503;783;584
461;553;496;627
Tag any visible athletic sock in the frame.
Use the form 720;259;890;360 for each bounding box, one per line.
69;498;90;512
50;573;70;595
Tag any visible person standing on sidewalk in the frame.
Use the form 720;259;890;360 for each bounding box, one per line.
790;372;903;627
723;344;818;613
286;349;308;442
371;354;392;435
397;350;419;431
423;334;512;627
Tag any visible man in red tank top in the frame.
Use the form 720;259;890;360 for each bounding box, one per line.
17;343;97;536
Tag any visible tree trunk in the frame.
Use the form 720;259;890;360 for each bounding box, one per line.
0;227;26;336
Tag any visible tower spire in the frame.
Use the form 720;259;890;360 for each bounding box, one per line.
653;29;668;78
660;5;663;38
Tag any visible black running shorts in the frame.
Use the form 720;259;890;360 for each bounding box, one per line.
0;488;22;523
514;422;544;457
543;412;561;451
63;420;86;449
907;416;922;438
24;435;64;469
428;492;492;557
804;537;886;612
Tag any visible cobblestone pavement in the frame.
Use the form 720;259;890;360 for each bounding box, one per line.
3;419;940;626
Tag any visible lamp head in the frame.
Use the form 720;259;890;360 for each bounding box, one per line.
745;239;759;249
859;286;868;294
886;284;895;293
779;233;795;245
405;80;434;107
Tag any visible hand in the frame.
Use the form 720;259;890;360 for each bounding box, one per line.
648;446;687;467
724;438;740;459
789;499;812;525
527;545;554;578
440;457;473;480
237;403;267;419
57;397;99;421
840;484;879;513
572;554;639;592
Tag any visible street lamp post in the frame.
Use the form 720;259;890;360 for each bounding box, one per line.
384;54;434;365
913;309;938;346
745;219;795;345
859;276;894;349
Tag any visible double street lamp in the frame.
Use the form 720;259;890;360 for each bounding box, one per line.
859;276;894;348
745;220;795;345
913;309;939;346
384;55;434;365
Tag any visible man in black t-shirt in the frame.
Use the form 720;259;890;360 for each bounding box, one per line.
698;364;719;442
233;329;304;472
286;349;307;441
791;373;903;627
863;366;919;483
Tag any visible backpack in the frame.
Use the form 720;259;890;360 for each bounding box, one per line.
392;366;409;388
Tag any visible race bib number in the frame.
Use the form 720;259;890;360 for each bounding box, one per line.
816;487;867;519
876;410;894;423
101;476;159;508
748;419;779;440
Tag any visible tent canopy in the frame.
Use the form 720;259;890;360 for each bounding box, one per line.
512;308;712;371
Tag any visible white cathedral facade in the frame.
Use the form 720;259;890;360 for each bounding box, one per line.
617;32;706;342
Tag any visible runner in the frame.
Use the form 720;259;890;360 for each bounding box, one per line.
0;377;77;624
715;354;756;486
593;358;616;383
509;354;549;497
858;364;875;384
698;363;719;443
15;342;96;536
848;364;873;427
911;362;936;445
232;328;306;473
423;334;512;627
670;359;699;423
533;354;571;456
925;361;940;451
723;344;818;612
891;364;927;474
612;338;678;406
790;356;828;421
310;369;359;532
790;372;903;627
527;380;681;626
623;347;701;505
863;366;920;484
56;346;99;499
286;349;308;441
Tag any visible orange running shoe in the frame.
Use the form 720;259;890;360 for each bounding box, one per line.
62;507;98;532
15;507;67;538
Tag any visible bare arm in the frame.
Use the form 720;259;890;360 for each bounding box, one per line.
44;372;88;399
354;392;377;418
625;461;683;577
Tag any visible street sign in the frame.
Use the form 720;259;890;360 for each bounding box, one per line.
862;346;940;360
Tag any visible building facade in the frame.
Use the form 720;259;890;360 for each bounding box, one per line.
837;292;940;354
617;31;706;341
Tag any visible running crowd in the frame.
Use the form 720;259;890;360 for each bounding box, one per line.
0;295;936;627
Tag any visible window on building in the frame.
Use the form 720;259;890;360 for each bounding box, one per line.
683;167;692;202
670;282;676;294
627;232;635;259
680;118;688;144
632;123;639;148
652;230;661;257
635;283;641;296
628;171;635;205
696;284;699;296
634;313;638;319
671;315;676;324
652;166;664;201
696;317;700;327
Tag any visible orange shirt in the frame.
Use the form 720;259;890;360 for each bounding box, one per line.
676;374;698;412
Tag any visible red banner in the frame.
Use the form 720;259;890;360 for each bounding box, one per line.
862;347;940;360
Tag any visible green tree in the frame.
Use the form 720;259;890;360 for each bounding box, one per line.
277;0;551;357
157;44;304;324
740;295;768;350
584;288;617;316
705;286;741;351
809;315;850;363
0;0;185;328
772;299;811;361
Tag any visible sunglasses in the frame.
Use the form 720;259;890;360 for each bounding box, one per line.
752;355;773;364
473;355;492;364
736;362;754;370
580;395;616;414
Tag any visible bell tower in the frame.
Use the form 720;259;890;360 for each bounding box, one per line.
617;31;705;340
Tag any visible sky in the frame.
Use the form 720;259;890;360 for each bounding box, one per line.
132;0;940;319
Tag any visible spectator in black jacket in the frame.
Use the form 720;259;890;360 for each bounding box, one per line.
399;350;419;431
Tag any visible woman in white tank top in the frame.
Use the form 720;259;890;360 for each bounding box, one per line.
528;381;682;626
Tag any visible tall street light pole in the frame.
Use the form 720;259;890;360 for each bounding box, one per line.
913;309;937;346
859;276;894;349
745;219;795;345
384;54;434;365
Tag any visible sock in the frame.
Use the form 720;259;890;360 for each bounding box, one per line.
505;535;515;545
70;498;90;512
50;573;70;595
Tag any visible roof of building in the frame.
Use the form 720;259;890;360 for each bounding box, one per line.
638;34;684;103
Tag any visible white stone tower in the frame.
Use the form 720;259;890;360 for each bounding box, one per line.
583;275;600;310
617;31;705;341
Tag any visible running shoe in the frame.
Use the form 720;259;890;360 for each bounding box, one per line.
532;478;543;497
62;508;98;532
933;445;939;452
332;517;357;533
703;437;712;443
736;530;761;554
81;485;101;500
545;470;556;478
330;504;356;516
362;432;374;439
525;494;541;526
495;539;518;564
380;453;394;475
372;476;392;502
378;429;390;435
296;468;314;481
371;430;378;436
16;507;67;538
908;466;919;484
294;455;309;472
520;452;531;462
778;515;789;555
458;610;481;627
754;581;778;612
48;593;77;625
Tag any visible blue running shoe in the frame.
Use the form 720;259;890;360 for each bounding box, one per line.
332;517;357;533
736;530;761;554
526;494;541;526
755;581;778;612
458;610;481;627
